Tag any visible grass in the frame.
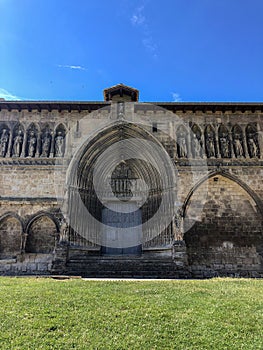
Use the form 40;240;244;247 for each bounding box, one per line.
0;278;262;350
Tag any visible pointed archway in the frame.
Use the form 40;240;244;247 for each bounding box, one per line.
183;172;263;275
66;121;176;254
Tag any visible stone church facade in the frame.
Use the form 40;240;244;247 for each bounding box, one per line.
0;84;262;278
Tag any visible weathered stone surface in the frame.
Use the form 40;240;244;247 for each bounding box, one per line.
0;86;262;277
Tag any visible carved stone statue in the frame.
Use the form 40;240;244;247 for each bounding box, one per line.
192;134;201;158
219;134;229;158
54;131;64;157
233;136;244;157
12;130;23;157
41;130;51;157
59;220;69;243
205;133;215;158
0;129;9;157
27;130;37;157
178;131;187;158
247;135;258;158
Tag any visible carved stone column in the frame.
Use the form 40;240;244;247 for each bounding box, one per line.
50;132;55;158
20;232;28;253
257;123;263;159
228;132;235;158
64;129;70;158
187;131;192;159
35;133;41;157
21;132;27;157
6;129;13;157
200;128;205;158
242;126;249;158
215;126;220;158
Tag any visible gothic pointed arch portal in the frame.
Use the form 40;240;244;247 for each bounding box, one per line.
66;122;176;254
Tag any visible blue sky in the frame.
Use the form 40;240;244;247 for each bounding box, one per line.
1;0;263;102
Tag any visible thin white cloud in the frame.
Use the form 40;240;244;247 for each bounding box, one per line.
142;37;157;54
0;88;21;101
130;3;158;59
58;64;87;71
172;92;182;102
131;6;145;25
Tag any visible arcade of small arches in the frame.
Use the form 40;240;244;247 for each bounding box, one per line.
0;122;67;158
176;123;260;159
0;212;60;259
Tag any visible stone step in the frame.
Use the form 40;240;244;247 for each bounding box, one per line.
64;256;189;278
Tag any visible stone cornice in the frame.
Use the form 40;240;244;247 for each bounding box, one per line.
0;101;111;113
135;102;263;114
1;100;263;113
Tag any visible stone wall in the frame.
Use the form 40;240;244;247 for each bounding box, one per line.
0;100;262;277
184;174;263;277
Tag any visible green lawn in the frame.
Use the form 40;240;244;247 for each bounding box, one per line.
0;278;262;350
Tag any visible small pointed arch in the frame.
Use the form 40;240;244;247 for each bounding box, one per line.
232;124;243;136
11;122;25;157
0;123;11;157
218;124;230;158
182;170;263;218
25;212;60;254
0;123;10;133
0;212;24;231
54;122;67;134
191;124;202;138
25;211;60;233
246;123;259;158
54;123;67;157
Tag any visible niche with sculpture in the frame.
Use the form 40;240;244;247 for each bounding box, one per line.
204;125;216;158
41;125;52;157
191;124;202;158
232;125;244;158
54;125;66;157
218;125;230;158
246;124;259;158
12;124;24;157
0;125;10;157
26;124;38;157
177;126;188;158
